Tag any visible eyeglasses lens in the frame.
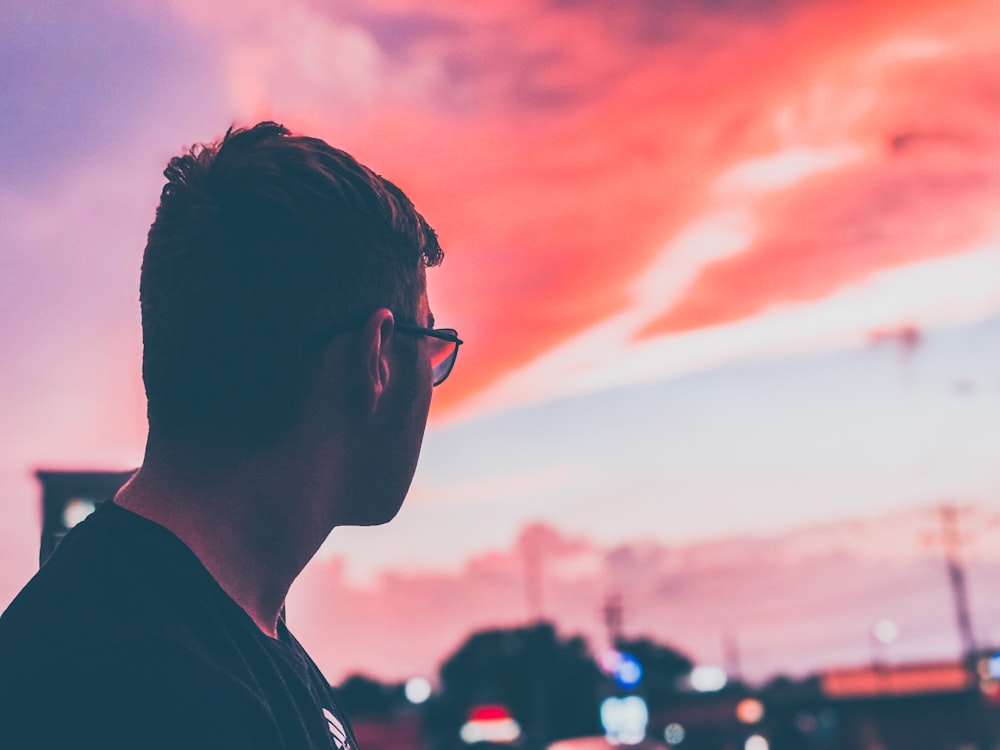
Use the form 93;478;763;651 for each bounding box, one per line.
428;337;458;386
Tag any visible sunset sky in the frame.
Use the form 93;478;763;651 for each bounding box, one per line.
2;0;999;683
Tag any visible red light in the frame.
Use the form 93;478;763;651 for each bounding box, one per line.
470;705;512;722
982;681;1000;705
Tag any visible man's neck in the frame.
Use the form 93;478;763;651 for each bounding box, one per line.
114;458;332;639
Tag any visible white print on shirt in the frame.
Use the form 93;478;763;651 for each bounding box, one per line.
323;707;351;750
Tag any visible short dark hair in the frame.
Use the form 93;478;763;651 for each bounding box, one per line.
140;122;443;446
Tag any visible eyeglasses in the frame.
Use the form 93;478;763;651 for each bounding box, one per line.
394;322;463;387
307;317;463;387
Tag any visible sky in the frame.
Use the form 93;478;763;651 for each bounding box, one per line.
1;0;999;683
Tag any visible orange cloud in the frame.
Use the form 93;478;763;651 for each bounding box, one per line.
157;0;999;416
643;4;999;337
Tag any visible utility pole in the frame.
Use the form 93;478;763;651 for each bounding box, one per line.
722;629;743;684
931;503;996;750
938;503;977;661
603;592;624;648
522;534;544;623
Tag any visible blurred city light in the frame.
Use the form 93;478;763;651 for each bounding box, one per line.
598;649;623;675
600;696;648;745
663;722;685;745
404;677;431;704
547;739;615;750
615;653;643;689
872;619;900;644
745;735;769;750
735;697;765;724
988;653;1000;680
598;649;643;689
689;665;727;692
977;654;1000;702
795;712;818;733
460;705;521;744
61;498;96;529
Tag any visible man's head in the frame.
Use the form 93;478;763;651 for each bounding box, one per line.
140;122;444;464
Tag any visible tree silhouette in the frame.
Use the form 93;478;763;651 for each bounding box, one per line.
335;673;405;718
425;622;606;749
334;625;697;750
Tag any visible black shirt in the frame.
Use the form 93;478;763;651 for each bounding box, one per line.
0;502;358;750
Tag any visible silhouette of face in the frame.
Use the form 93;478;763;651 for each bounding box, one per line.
347;284;434;527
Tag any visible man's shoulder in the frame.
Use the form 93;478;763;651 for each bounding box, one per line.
0;504;357;749
0;507;287;748
0;503;237;679
2;544;122;670
0;636;284;749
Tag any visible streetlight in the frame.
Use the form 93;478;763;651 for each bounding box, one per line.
871;619;899;672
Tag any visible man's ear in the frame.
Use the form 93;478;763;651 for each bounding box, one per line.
363;308;395;412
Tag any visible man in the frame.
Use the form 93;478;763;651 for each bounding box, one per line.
0;122;462;749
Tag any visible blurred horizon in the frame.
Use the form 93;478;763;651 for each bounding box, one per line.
289;497;1000;685
23;459;1000;687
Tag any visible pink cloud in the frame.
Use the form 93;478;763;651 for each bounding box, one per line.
286;504;1000;685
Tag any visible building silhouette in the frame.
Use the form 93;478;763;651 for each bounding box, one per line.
35;469;134;566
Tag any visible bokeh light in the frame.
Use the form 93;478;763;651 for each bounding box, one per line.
600;696;648;745
61;498;96;529
404;677;431;705
689;666;728;693
873;619;900;644
735;698;765;724
664;722;685;745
